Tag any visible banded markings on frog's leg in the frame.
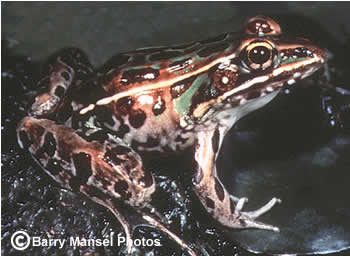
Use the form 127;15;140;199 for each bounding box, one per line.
192;127;281;231
17;116;156;205
17;116;196;255
16;116;155;253
31;48;94;118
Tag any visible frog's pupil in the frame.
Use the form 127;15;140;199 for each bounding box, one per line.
249;46;270;64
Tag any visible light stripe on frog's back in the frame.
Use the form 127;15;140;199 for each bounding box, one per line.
99;33;239;106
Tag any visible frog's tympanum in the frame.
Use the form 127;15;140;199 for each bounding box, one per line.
17;16;326;255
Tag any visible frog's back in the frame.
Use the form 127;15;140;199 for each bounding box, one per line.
99;33;239;97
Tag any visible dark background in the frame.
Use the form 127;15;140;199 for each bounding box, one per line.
2;2;350;256
3;2;350;67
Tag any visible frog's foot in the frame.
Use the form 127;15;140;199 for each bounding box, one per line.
29;47;94;118
193;128;281;232
234;197;282;231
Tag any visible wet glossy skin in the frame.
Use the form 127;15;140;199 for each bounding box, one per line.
17;16;326;255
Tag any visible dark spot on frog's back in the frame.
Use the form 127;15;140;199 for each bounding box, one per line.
116;96;134;116
152;98;166;116
72;152;93;182
129;109;146;128
149;50;183;61
197;42;230;58
121;68;160;85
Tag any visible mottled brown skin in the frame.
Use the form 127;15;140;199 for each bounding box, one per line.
17;16;326;255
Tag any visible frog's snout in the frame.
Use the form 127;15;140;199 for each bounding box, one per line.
299;37;328;64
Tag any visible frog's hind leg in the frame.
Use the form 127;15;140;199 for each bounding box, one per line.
30;48;94;118
192;127;281;231
17;116;195;255
17;116;154;254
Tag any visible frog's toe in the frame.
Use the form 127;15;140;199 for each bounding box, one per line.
230;194;248;203
236;197;282;232
239;217;280;232
243;197;282;219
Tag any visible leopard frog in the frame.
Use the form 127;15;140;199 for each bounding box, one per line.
17;16;326;255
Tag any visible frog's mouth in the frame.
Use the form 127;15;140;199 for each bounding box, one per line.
225;61;323;106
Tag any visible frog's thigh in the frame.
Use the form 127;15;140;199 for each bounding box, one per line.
17;117;155;251
192;127;281;231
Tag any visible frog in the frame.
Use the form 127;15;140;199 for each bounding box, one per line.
17;15;326;255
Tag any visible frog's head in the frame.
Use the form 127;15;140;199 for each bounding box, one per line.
192;15;327;121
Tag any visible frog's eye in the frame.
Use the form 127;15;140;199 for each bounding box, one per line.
241;41;277;71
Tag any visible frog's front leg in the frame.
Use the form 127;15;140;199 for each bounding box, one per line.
193;127;281;231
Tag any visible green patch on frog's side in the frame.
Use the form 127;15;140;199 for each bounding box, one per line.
281;57;308;65
174;74;209;117
152;64;160;70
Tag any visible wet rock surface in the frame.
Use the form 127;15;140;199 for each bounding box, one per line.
2;2;350;256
